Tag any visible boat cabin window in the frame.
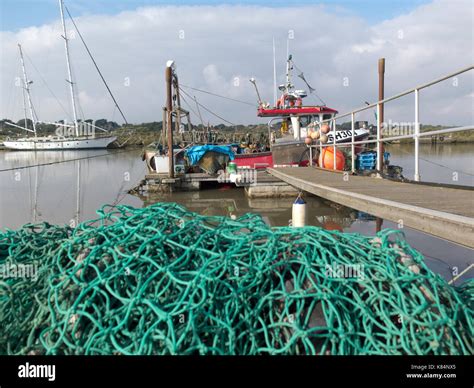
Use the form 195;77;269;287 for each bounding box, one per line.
322;114;333;121
299;115;312;127
299;115;320;127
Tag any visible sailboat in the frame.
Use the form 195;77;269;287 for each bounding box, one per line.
3;0;117;150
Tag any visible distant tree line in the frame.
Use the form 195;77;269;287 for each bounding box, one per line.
0;117;457;138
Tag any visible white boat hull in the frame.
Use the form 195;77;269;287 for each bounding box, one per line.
3;136;117;150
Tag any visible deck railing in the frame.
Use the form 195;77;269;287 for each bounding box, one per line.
308;65;474;181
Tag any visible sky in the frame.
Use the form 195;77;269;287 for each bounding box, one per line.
0;0;434;30
0;0;472;126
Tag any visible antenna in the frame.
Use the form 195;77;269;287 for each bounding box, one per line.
59;0;79;137
18;44;37;137
272;37;277;106
285;40;292;94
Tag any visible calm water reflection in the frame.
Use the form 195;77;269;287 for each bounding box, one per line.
388;143;473;186
0;144;472;282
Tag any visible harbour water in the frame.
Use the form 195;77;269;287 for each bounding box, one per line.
0;143;472;282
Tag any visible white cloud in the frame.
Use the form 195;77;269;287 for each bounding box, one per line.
352;39;387;54
0;0;472;126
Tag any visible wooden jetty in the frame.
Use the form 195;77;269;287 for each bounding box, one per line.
140;170;298;198
268;167;474;248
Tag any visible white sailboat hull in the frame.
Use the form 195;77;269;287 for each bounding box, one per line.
3;136;117;150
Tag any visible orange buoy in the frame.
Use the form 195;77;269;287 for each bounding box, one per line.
310;130;320;140
319;146;345;170
304;137;313;145
323;220;343;232
320;124;330;134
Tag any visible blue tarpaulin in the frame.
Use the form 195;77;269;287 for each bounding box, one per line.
185;145;235;165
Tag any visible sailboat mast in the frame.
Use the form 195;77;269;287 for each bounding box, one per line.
21;82;28;131
59;0;79;137
18;44;37;137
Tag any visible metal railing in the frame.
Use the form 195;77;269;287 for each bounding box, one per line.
308;65;473;181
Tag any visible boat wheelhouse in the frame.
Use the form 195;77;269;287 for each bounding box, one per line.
234;54;370;168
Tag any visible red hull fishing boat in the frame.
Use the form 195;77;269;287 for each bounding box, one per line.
234;54;370;169
143;55;370;176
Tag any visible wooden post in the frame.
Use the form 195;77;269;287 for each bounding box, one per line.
375;217;383;233
165;65;174;178
378;58;385;173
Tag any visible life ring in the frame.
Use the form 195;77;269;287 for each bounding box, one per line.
289;98;302;107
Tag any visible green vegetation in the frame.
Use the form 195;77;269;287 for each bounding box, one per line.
394;125;474;144
1;118;472;146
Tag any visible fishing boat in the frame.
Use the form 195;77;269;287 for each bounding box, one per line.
234;54;370;168
3;0;118;150
143;54;371;176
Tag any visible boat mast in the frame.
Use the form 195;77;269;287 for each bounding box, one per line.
18;44;37;137
272;37;277;105
21;83;28;131
59;0;79;137
285;40;292;94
